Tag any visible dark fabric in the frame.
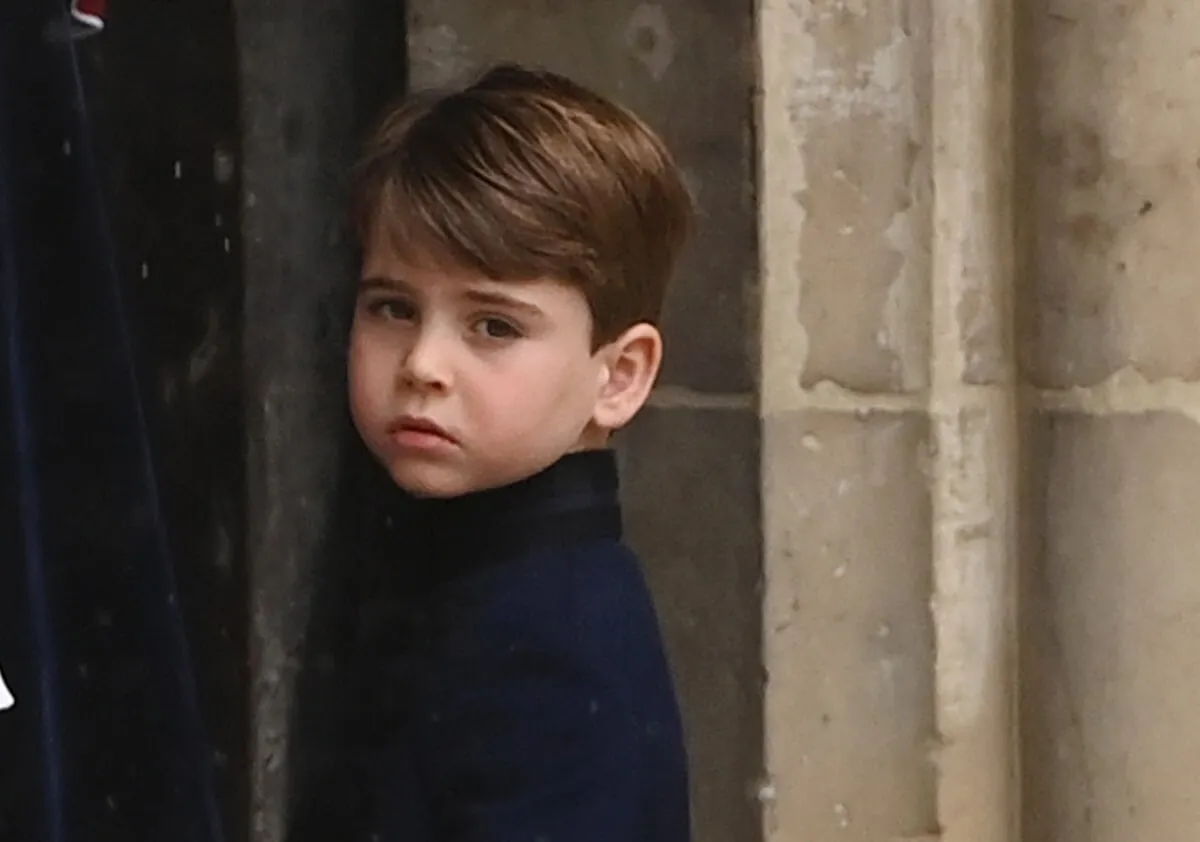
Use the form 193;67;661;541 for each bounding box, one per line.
357;450;692;842
0;2;224;841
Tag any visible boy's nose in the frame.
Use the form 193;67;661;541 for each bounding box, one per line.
399;329;452;392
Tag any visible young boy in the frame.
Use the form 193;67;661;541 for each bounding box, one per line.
347;64;692;841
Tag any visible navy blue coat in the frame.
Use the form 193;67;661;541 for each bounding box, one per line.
357;449;691;842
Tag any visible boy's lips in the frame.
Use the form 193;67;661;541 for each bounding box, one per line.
387;415;458;448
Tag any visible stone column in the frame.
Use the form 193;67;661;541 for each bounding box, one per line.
1021;2;1200;840
236;1;402;839
758;1;1018;839
927;2;1019;839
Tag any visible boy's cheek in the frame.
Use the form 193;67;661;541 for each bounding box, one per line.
348;363;384;408
347;331;383;377
347;355;386;416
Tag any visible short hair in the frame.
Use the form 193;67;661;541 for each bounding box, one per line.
352;64;692;346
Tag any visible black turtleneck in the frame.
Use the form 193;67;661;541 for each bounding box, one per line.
378;448;624;585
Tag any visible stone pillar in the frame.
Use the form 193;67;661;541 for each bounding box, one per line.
758;1;1018;840
763;0;1200;839
927;2;1019;839
1021;2;1200;840
235;1;403;839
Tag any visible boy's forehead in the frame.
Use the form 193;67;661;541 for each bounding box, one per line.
360;242;482;290
357;215;588;310
360;233;557;294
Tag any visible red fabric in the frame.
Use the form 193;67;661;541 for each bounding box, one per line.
70;0;106;29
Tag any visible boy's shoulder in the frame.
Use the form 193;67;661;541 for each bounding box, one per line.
405;539;690;842
427;539;669;686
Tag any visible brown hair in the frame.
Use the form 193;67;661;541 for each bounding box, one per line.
352;64;692;346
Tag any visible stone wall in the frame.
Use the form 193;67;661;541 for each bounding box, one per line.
761;0;1200;840
1021;2;1200;840
760;0;1022;837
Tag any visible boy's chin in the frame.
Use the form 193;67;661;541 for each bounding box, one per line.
384;452;567;499
389;465;475;499
386;460;508;499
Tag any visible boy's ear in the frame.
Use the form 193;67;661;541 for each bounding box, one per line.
592;323;663;431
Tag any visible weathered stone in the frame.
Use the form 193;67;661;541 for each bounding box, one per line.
761;410;937;840
1023;0;1200;388
236;1;404;839
783;0;932;394
618;405;763;842
1023;411;1200;842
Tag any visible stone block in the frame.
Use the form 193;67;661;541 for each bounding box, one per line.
784;1;931;394
617;406;762;842
1023;411;1200;842
1023;1;1200;387
761;409;937;839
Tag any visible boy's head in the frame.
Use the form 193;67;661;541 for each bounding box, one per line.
347;64;692;498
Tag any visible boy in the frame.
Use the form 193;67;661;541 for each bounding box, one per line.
347;64;692;842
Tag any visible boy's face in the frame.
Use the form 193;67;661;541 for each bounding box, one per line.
348;239;615;498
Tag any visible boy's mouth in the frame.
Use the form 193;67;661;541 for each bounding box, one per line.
388;415;458;449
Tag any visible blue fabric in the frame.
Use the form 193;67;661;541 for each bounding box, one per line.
358;450;692;842
0;2;224;840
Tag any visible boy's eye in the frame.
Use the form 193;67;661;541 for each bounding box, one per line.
366;297;415;321
474;317;521;340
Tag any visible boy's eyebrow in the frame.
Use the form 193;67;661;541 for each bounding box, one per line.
359;276;409;292
462;288;546;319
